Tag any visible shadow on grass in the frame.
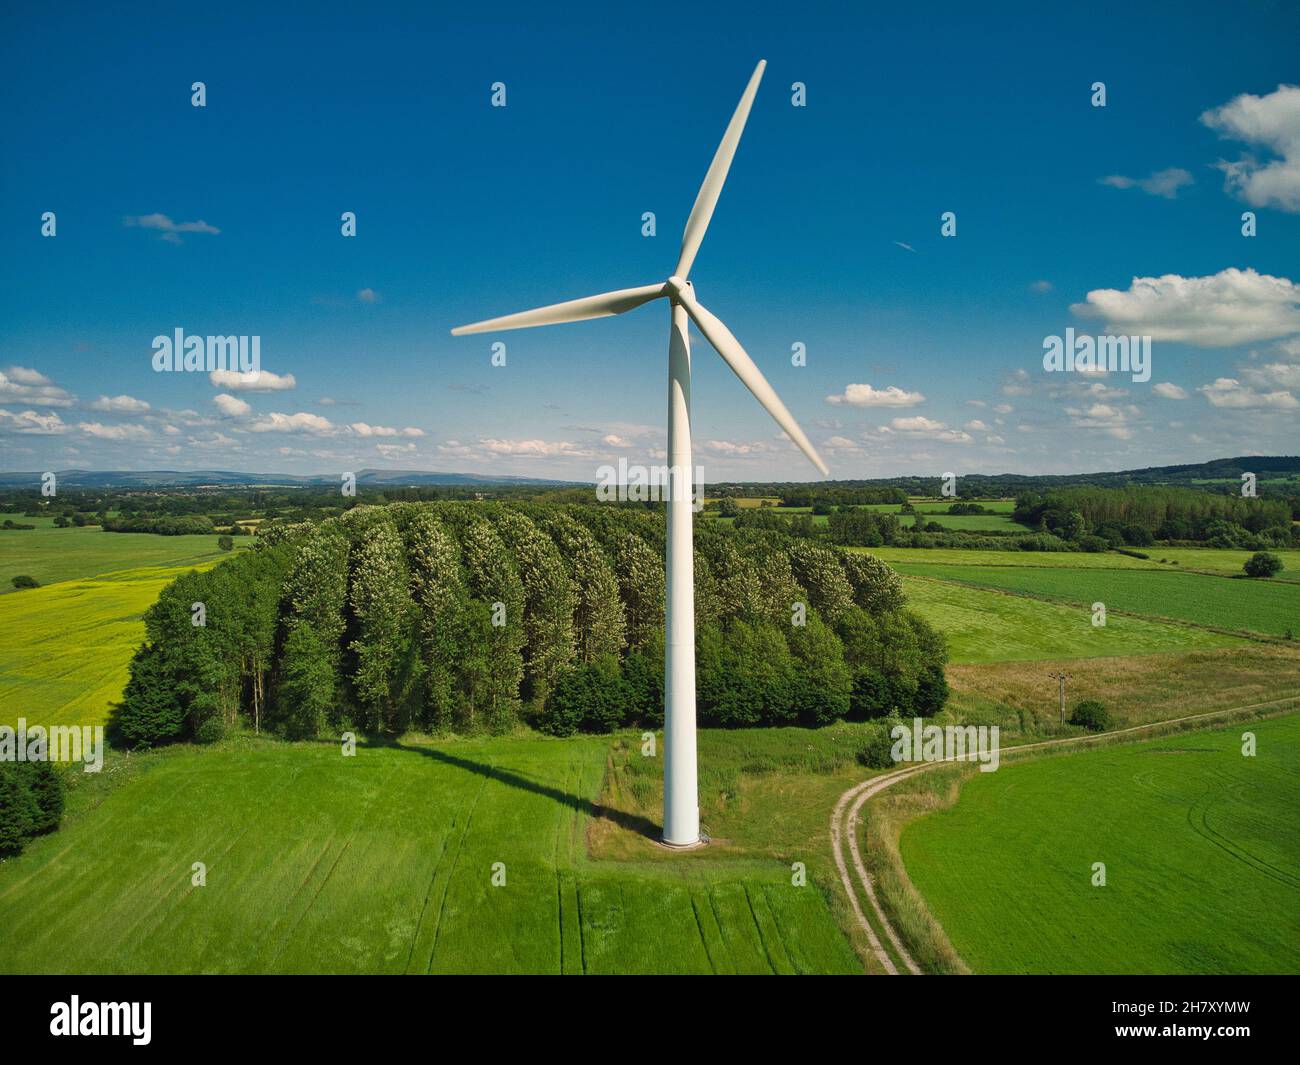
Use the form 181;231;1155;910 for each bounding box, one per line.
381;739;662;842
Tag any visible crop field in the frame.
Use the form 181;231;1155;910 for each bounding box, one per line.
0;734;861;975
899;713;1300;974
0;562;221;729
896;564;1300;637
856;544;1300;578
898;576;1244;663
1;518;238;590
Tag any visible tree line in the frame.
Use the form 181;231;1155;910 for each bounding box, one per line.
113;502;948;745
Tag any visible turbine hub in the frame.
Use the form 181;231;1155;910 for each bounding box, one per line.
665;275;693;301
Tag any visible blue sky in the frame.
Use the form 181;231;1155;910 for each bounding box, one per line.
2;0;1298;482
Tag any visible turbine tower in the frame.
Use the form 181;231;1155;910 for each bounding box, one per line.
451;60;828;847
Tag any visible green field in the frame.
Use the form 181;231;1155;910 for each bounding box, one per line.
1;519;237;590
899;714;1300;974
0;563;221;729
896;564;1300;637
899;576;1244;663
856;544;1300;579
0;733;861;974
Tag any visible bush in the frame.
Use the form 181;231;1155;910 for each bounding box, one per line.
540;656;631;735
1244;551;1283;578
1069;699;1111;732
0;763;40;854
1078;535;1109;553
11;575;39;589
193;714;227;744
856;718;902;769
23;761;66;835
217;535;234;552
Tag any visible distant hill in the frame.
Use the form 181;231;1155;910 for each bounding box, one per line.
0;468;575;489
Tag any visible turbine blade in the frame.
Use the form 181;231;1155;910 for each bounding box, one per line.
678;293;829;476
674;60;766;280
451;283;666;335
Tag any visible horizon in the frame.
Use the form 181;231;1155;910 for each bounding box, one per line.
3;2;1299;481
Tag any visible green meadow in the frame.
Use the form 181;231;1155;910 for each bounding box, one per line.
0;733;860;975
1;518;237;590
896;564;1300;637
898;576;1244;663
899;714;1300;974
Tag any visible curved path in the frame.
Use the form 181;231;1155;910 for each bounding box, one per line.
830;699;1299;975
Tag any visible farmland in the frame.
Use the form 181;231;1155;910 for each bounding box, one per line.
3;511;1300;975
0;732;862;974
898;713;1300;974
897;575;1245;663
0;516;238;590
0;562;224;729
896;563;1300;637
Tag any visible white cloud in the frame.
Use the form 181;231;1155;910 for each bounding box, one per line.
1073;268;1300;346
0;367;76;407
886;415;972;443
349;422;426;438
1001;369;1032;396
209;369;296;391
1197;377;1299;409
1241;362;1300;390
825;435;858;449
249;411;336;434
1029;280;1053;293
825;383;925;407
124;213;221;243
358;288;380;304
1152;382;1188;400
1063;401;1139;438
90;394;151;413
964;419;990;431
0;409;66;434
76;421;153;441
213;393;252;417
376;443;418;458
1099;168;1194;199
704;439;771;455
1200;84;1300;212
480;438;592;457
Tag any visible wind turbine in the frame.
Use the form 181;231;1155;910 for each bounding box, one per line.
451;59;828;847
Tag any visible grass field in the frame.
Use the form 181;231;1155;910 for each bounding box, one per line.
856;544;1300;579
899;713;1300;974
899;576;1245;663
0;563;221;729
896;564;1300;638
1;518;238;590
0;732;862;974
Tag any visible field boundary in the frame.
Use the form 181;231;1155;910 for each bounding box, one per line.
830;696;1300;975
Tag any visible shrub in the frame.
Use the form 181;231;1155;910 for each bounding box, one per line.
1069;699;1111;732
193;714;227;744
1243;551;1283;578
22;761;66;835
541;656;631;735
856;718;901;769
0;763;40;854
1078;535;1109;553
217;535;234;552
11;575;39;589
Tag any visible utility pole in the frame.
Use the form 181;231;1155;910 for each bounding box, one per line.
1047;671;1072;727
